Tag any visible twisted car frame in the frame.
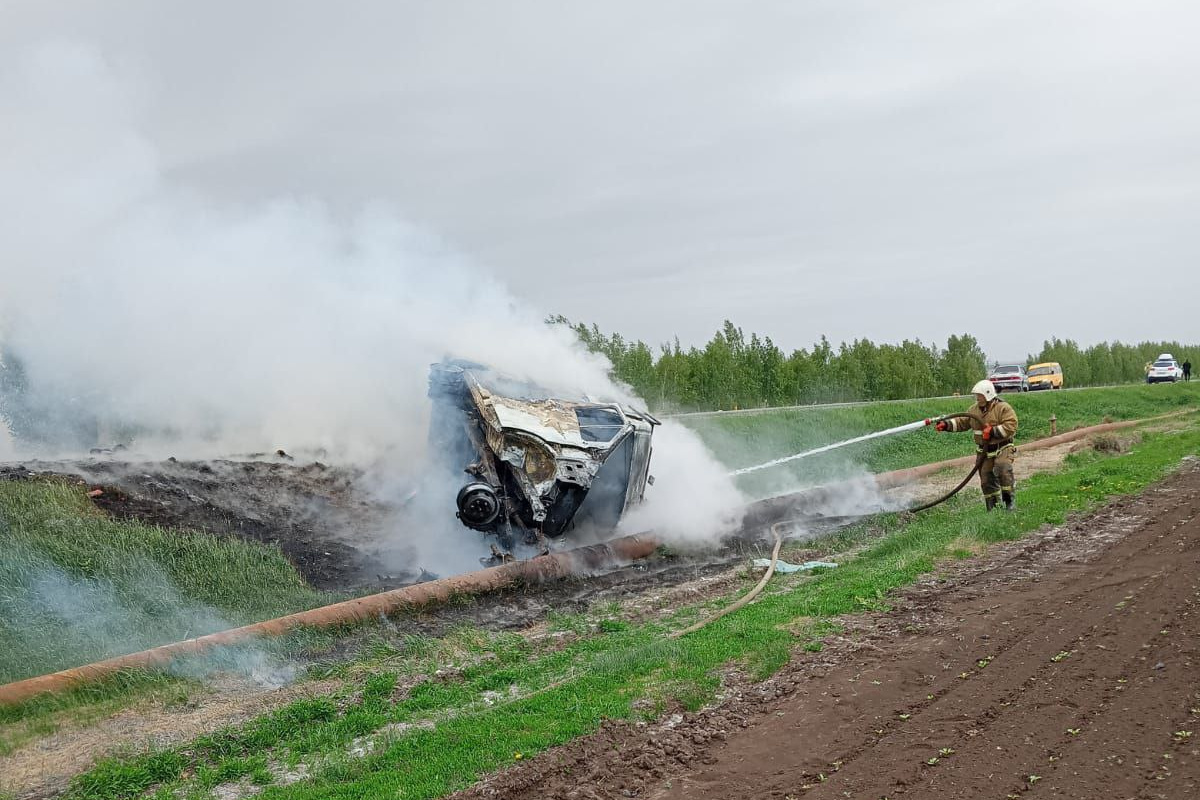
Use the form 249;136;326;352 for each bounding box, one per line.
428;360;658;556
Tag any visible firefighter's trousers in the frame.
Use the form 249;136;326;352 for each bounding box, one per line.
979;444;1016;503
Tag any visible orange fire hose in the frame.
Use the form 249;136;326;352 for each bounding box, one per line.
1;410;1192;706
0;534;658;706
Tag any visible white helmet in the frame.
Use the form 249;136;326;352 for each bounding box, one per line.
971;380;997;402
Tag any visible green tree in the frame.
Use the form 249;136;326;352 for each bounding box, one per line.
938;334;987;395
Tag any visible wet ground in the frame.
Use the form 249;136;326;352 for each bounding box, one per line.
453;460;1200;800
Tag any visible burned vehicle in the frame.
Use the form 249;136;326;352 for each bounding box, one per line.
428;360;657;554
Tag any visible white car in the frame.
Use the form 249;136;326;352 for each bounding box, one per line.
1147;356;1184;384
987;364;1029;393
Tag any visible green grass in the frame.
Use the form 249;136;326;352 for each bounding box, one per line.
0;478;329;684
60;422;1200;800
682;382;1200;496
0;477;334;756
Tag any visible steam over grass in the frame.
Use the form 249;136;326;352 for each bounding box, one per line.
0;478;328;683
56;419;1200;800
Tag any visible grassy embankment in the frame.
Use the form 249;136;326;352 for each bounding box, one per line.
0;479;330;757
55;409;1200;800
0;480;328;684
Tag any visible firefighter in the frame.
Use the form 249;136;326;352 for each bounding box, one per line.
935;379;1019;510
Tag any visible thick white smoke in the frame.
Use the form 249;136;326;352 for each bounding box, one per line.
618;421;745;542
0;416;12;459
0;42;619;463
0;41;746;548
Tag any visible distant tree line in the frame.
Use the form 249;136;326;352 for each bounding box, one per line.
550;316;986;411
550;316;1196;413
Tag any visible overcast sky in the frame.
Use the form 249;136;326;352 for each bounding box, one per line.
6;1;1199;359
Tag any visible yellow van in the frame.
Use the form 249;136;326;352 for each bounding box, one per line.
1026;362;1064;390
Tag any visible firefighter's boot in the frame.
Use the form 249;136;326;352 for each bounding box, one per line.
1001;490;1015;511
985;495;997;512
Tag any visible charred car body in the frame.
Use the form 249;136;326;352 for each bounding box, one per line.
428;360;658;554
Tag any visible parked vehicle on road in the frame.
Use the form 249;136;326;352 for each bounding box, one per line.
1026;362;1064;390
987;364;1029;393
1147;355;1184;384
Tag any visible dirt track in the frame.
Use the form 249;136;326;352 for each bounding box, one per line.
459;460;1200;800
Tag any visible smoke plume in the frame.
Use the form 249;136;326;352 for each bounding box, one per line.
618;421;744;542
0;41;747;566
0;43;631;461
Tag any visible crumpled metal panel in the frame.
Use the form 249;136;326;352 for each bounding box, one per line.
429;359;658;544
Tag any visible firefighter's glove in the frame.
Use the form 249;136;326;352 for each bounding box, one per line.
934;420;948;432
982;424;994;441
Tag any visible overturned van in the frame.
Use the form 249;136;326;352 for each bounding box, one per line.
428;360;658;553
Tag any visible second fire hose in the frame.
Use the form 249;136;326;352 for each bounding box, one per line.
677;412;985;638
